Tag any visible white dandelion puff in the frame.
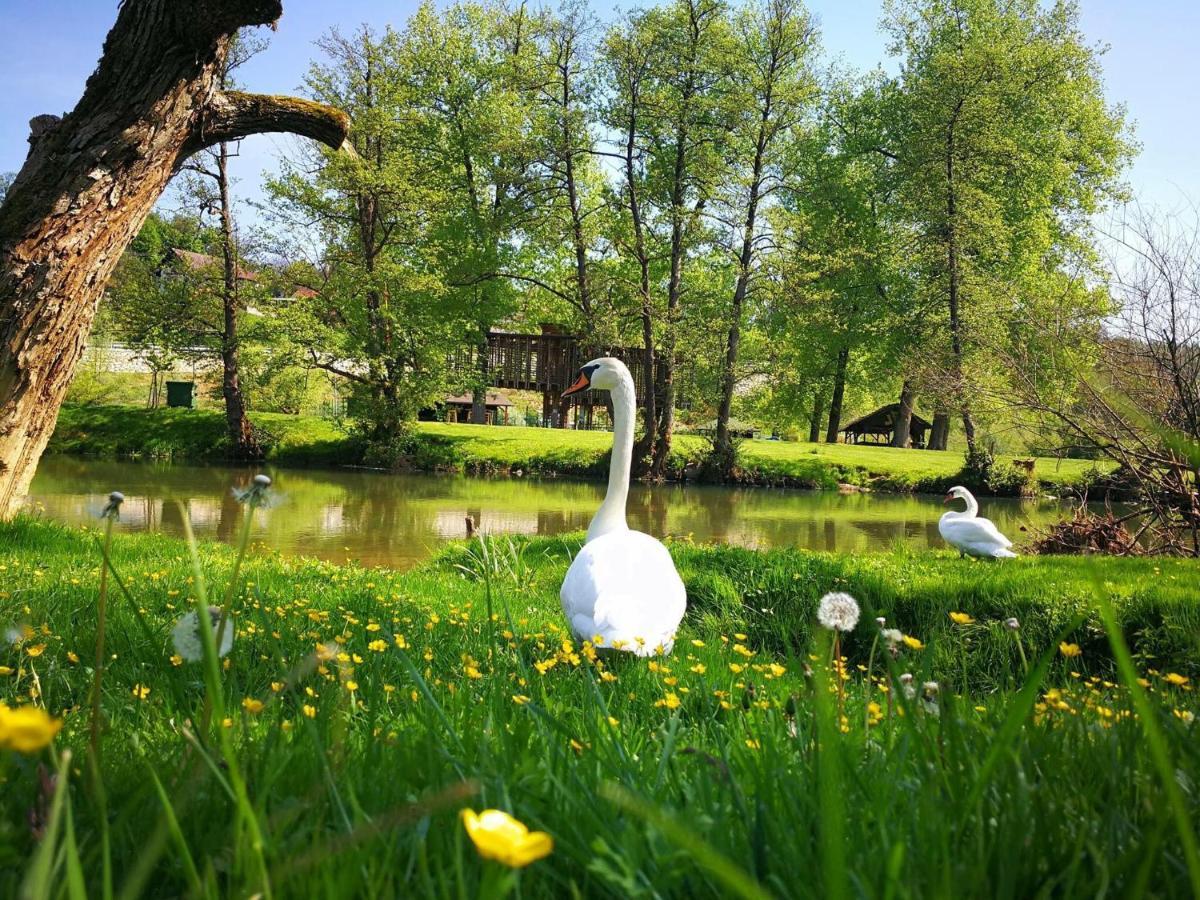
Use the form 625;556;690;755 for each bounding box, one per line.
100;490;125;520
1005;617;1020;631
232;474;273;506
816;592;860;633
172;606;234;662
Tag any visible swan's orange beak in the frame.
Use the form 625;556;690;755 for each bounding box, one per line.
943;493;954;504
561;371;590;399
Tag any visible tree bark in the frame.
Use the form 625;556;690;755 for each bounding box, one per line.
216;141;261;459
0;0;349;517
622;75;657;476
929;411;951;451
808;391;825;444
891;379;916;448
825;346;849;443
714;114;769;476
944;114;977;455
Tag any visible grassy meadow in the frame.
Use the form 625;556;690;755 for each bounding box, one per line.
2;512;1198;897
47;405;1107;494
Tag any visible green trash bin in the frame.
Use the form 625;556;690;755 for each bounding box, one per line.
165;381;194;408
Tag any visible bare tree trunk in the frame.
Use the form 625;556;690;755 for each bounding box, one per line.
929;411;951;451
216;142;261;459
808;392;825;444
0;0;349;517
623;79;657;476
825;346;849;443
714;119;768;475
944;116;977;454
892;379;916;448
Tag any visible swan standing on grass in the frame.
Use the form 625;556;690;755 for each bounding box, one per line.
939;485;1017;558
558;358;687;656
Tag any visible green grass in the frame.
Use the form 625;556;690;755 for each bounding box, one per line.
1;517;1198;897
49;405;1110;495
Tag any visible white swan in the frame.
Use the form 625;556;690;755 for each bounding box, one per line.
939;485;1017;558
558;358;687;656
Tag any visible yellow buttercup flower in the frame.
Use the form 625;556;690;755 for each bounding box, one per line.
1059;642;1082;659
131;684;150;700
460;809;553;868
242;698;265;714
949;612;974;625
0;704;63;753
902;635;924;651
1164;673;1189;686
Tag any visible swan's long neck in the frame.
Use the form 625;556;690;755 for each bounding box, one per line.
587;370;636;542
957;492;980;518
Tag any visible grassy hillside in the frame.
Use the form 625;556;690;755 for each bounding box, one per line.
47;405;1109;494
0;518;1197;896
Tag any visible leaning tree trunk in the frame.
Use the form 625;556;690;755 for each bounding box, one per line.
0;0;349;517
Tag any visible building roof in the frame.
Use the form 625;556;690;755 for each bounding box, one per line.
170;248;259;281
444;391;514;408
841;403;932;434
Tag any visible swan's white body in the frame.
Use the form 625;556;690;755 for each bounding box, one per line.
938;486;1017;558
559;359;687;655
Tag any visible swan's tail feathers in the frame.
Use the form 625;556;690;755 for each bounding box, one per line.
991;547;1018;558
592;593;677;657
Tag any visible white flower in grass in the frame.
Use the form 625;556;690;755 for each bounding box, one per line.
817;592;859;633
921;680;941;716
172;606;234;662
899;672;916;700
1005;617;1020;631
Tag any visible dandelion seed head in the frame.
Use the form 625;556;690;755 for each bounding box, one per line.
875;616;886;628
817;592;860;633
100;490;125;520
1005;617;1020;631
171;606;234;662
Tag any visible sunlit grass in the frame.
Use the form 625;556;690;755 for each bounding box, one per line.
1;517;1196;897
50;405;1112;492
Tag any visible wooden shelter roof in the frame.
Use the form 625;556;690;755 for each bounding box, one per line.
444;391;514;408
841;404;932;434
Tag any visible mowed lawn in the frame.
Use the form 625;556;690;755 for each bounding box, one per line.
48;406;1110;491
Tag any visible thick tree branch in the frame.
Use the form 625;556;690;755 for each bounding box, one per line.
194;90;352;153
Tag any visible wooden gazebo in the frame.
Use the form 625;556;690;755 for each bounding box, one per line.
841;404;931;448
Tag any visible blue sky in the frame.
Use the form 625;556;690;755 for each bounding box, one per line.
1;0;1197;221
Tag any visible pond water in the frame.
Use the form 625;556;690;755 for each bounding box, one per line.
26;456;1077;568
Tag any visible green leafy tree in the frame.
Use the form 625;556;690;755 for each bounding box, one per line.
709;0;819;473
883;0;1132;454
266;26;467;456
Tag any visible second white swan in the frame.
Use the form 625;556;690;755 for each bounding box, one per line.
939;485;1017;558
558;357;687;656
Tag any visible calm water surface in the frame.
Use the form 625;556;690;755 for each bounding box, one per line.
26;457;1075;568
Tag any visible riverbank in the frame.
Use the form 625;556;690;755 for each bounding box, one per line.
1;518;1197;896
48;405;1106;495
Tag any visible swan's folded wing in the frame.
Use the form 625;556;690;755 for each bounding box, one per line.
944;517;1013;550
